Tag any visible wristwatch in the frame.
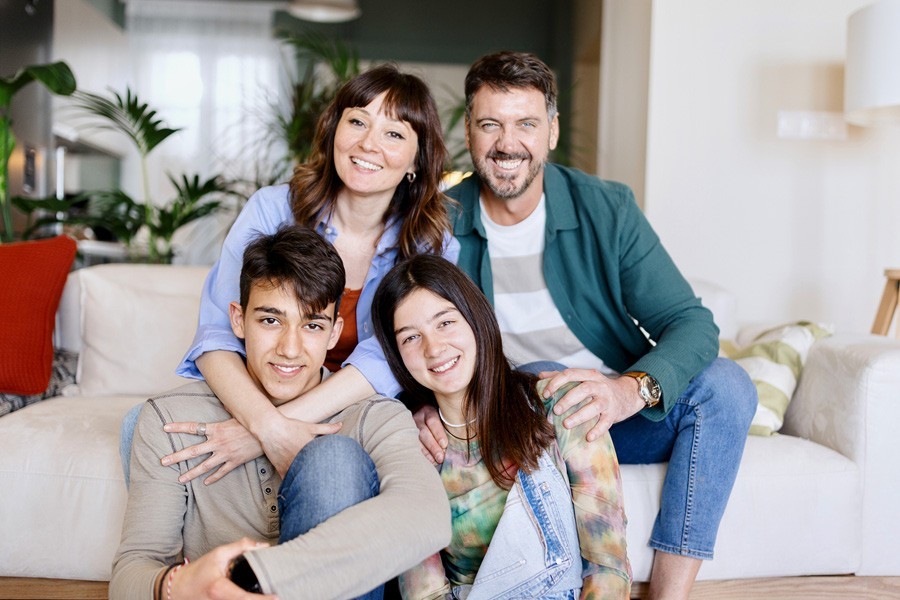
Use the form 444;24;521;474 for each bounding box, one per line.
622;371;662;408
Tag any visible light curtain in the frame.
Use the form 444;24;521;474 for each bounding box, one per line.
125;0;287;264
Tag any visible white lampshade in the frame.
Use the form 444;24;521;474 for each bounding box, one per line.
287;0;361;23
845;0;900;126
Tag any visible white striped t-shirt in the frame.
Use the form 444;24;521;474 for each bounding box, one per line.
480;196;613;374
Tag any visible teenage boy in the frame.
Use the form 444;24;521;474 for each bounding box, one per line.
111;225;450;600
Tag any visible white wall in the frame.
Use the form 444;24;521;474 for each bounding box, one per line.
644;0;900;334
598;0;651;206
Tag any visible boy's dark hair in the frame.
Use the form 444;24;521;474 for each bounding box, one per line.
464;51;558;121
239;225;345;316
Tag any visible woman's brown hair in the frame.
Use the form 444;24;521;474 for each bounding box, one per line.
289;64;450;258
372;255;555;487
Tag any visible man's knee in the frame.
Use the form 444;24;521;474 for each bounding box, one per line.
692;357;757;429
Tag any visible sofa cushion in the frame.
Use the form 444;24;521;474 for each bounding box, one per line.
722;321;832;435
76;264;209;397
0;235;77;394
621;434;860;580
0;394;139;579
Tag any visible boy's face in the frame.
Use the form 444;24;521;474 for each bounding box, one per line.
230;281;342;406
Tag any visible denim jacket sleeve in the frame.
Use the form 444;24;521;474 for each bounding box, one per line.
175;185;305;379
541;381;632;597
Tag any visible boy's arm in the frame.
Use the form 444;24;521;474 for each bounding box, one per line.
244;400;452;599
110;401;189;600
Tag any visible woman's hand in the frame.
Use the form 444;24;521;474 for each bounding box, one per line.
162;416;341;484
413;405;447;464
540;368;645;442
167;538;277;600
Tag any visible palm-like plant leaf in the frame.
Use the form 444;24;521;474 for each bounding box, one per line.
149;174;230;242
0;62;76;108
280;30;360;82
71;88;180;156
85;189;146;244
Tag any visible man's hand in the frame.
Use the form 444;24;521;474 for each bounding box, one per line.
413;405;447;464
168;538;277;600
162;415;341;484
540;368;645;441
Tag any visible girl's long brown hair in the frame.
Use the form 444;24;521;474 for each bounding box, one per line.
372;255;555;487
289;64;450;258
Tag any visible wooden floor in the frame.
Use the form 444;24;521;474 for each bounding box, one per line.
1;575;899;599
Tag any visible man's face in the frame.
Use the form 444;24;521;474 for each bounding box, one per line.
466;85;559;203
230;282;342;406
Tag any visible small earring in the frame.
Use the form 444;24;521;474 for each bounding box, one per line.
406;171;416;183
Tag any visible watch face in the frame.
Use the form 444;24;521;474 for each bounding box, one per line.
641;375;661;406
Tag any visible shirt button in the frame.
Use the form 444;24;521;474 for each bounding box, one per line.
265;487;272;494
260;468;267;475
270;505;277;513
364;324;370;333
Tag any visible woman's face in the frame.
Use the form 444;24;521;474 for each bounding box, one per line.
392;288;477;406
333;91;419;203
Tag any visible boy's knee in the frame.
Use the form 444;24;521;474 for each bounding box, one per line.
283;435;376;500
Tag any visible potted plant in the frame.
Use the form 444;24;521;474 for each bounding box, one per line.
66;87;237;263
0;61;76;242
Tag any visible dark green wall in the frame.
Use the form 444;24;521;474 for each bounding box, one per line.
85;0;125;28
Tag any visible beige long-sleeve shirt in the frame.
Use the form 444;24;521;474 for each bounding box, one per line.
110;380;450;599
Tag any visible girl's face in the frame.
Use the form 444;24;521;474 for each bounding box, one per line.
392;288;477;407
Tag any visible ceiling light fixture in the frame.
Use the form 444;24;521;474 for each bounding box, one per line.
287;0;361;23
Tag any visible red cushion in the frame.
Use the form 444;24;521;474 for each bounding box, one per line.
0;235;77;394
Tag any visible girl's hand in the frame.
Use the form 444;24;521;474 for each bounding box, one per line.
413;405;447;464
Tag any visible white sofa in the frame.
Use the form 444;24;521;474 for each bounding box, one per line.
1;264;899;598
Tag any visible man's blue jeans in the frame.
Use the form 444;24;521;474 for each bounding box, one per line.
279;435;384;600
519;357;756;560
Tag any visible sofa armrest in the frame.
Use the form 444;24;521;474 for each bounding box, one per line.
782;332;900;575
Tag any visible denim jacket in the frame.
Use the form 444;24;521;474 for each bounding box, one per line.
452;450;584;600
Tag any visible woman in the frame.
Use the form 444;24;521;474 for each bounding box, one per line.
372;255;631;600
122;64;458;483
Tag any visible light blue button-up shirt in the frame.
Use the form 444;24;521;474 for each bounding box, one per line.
176;184;460;398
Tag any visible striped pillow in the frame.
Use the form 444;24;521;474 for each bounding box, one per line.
722;321;832;436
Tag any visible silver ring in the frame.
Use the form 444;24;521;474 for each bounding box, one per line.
196;423;207;436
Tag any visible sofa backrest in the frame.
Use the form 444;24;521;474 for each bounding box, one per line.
55;263;210;397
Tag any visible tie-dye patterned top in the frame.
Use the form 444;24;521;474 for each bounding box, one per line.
400;381;631;600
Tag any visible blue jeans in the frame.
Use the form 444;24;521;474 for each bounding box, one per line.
451;451;582;600
120;402;143;486
279;435;384;600
518;357;756;560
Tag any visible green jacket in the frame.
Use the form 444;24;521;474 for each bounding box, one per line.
447;163;719;420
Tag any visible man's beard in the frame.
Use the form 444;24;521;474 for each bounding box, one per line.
473;150;544;200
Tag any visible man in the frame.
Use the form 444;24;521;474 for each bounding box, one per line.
111;225;450;600
419;51;757;599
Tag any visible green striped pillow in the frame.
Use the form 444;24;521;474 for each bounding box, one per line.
722;321;832;436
